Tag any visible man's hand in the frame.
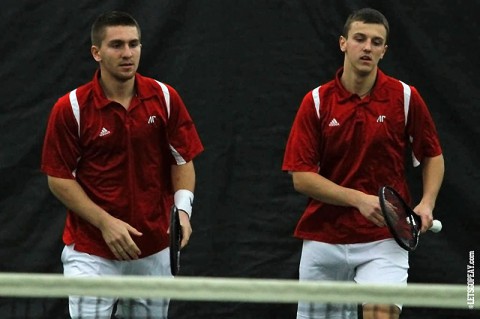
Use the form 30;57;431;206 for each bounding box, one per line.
413;202;434;233
99;215;143;260
356;194;386;227
178;210;192;249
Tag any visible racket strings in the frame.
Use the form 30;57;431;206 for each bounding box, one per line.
381;189;418;248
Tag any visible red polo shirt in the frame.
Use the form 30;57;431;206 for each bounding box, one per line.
41;70;204;259
282;68;442;244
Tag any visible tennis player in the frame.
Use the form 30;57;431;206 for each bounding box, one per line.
282;8;444;319
41;11;203;319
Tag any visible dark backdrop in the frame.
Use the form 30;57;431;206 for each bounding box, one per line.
1;0;479;318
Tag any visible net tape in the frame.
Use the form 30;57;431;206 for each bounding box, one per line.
0;273;477;310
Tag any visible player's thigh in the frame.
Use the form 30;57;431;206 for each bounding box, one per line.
353;239;409;285
61;244;121;277
354;239;408;319
61;244;120;318
116;298;169;319
117;248;170;319
299;240;353;281
124;247;171;276
297;241;356;319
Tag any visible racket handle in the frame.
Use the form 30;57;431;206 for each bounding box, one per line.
430;219;442;233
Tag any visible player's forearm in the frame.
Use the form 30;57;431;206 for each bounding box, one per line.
291;171;364;208
171;161;196;219
420;154;445;209
171;161;196;192
47;176;111;229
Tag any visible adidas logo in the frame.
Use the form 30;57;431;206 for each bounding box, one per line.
99;127;111;137
328;118;340;127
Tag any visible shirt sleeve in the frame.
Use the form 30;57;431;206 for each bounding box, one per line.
282;91;321;173
406;86;443;165
41;95;81;178
166;85;204;164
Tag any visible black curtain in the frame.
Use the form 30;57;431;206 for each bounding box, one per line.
1;1;479;318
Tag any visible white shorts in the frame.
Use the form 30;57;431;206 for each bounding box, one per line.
61;244;171;319
297;239;409;319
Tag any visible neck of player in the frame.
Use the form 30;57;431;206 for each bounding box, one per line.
99;74;136;109
341;66;377;98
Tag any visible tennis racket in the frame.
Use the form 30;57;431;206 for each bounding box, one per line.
169;205;183;276
378;186;442;251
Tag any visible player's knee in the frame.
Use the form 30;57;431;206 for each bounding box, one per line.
362;304;400;319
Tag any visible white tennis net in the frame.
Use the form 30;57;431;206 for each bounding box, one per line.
0;272;478;318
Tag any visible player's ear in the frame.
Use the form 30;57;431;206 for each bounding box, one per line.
91;45;101;62
380;44;388;59
339;36;347;52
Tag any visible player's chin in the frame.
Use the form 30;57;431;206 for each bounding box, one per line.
118;68;137;80
116;72;136;81
115;67;137;80
356;64;375;75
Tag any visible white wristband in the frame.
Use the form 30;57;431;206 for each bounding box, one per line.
174;189;194;219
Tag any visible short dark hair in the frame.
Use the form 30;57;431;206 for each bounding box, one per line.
91;11;141;46
342;8;389;43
